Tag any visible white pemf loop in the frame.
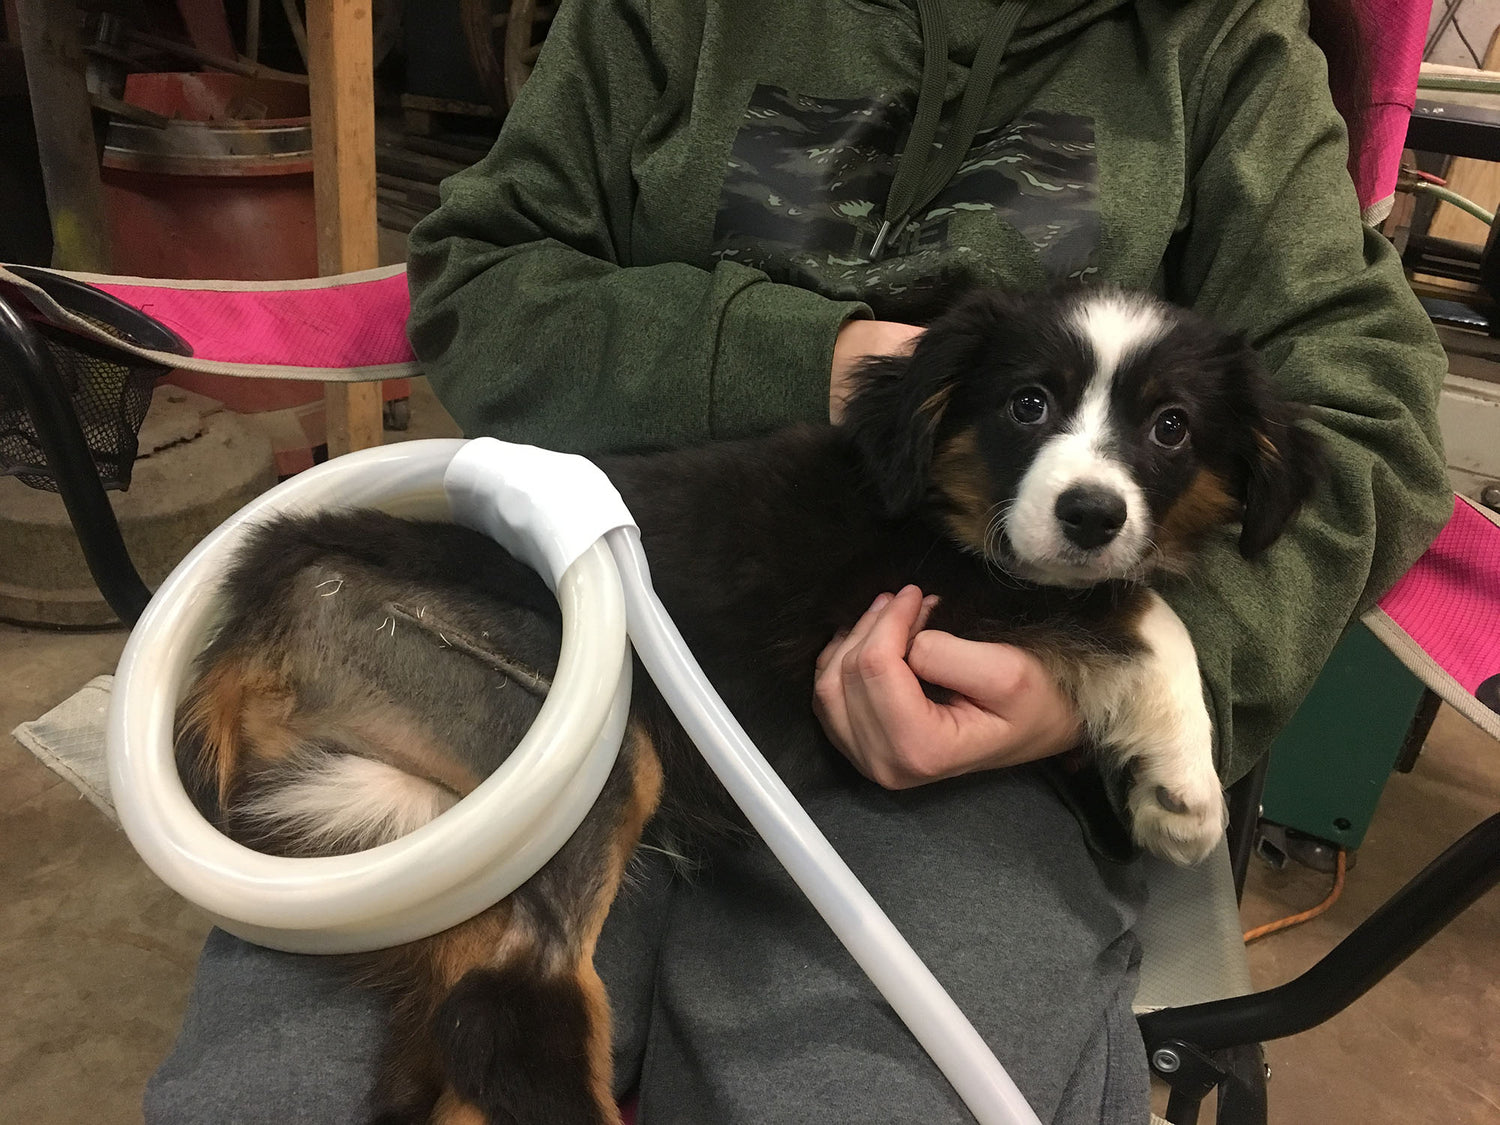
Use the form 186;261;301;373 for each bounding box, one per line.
106;438;632;952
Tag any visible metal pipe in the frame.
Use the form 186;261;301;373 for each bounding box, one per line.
247;0;262;63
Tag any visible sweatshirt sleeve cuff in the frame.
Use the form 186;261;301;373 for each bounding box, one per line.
709;279;870;438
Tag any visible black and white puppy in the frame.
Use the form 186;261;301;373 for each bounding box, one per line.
176;286;1322;1125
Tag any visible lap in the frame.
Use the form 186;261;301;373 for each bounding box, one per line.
146;768;1148;1125
144;928;386;1125
630;767;1149;1125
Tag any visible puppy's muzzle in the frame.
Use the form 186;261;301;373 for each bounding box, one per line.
1055;484;1127;551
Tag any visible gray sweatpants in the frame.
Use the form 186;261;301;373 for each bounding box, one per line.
145;767;1150;1124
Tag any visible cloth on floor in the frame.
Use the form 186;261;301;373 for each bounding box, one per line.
10;673;117;821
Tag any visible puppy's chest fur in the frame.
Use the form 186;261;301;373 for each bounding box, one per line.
600;427;1148;816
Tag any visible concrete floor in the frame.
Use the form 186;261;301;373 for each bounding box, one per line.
2;385;1497;1123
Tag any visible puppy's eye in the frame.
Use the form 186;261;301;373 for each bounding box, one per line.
1009;388;1049;425
1152;408;1190;448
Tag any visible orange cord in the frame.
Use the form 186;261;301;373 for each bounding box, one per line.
1242;847;1347;945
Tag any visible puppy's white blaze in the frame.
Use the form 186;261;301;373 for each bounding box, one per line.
1001;292;1169;584
1070;291;1168;385
240;755;459;849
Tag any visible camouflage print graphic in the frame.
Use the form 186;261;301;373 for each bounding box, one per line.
711;85;1100;300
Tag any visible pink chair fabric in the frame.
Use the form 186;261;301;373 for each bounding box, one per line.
0;263;420;383
91;271;415;370
1379;498;1500;701
1346;0;1431;221
1368;497;1500;741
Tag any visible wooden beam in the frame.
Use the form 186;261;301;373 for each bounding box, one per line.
15;0;111;271
306;0;384;457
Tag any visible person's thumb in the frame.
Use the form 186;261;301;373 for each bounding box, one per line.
906;632;1031;706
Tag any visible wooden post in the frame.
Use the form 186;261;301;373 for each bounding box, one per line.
15;0;112;271
306;0;384;456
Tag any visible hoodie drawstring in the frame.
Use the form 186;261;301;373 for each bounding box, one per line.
872;0;1030;260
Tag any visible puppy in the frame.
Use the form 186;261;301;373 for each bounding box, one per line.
175;287;1321;1124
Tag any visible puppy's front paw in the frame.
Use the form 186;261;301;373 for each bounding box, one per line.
1128;767;1227;865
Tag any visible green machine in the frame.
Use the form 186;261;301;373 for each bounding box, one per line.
1260;622;1435;854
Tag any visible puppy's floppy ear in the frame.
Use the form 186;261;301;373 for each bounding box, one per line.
841;306;989;515
840;351;950;514
1229;347;1326;559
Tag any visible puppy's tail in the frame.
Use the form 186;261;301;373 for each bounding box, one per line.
174;647;462;856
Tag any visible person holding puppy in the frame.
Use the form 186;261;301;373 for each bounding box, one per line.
147;0;1449;1122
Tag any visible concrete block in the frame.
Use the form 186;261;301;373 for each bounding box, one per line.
0;387;276;627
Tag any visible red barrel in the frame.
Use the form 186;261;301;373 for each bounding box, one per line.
102;73;405;474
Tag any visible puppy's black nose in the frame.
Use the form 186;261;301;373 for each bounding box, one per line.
1055;485;1127;550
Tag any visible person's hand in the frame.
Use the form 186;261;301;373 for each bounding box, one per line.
830;319;924;423
813;585;1083;789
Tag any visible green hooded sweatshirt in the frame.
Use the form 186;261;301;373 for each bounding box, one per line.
406;0;1452;797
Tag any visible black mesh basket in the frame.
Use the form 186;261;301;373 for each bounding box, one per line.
0;267;190;492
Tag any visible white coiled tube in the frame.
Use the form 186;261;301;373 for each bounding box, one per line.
107;439;632;952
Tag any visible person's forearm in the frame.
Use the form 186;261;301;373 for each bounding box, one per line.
1162;0;1451;784
408;225;866;452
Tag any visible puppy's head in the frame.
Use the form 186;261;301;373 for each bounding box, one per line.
843;288;1323;586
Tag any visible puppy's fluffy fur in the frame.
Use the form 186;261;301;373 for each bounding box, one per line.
175;287;1322;1124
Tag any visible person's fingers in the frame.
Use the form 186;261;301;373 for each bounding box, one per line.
839;588;925;721
814;589;900;750
839;589;964;784
911;593;940;641
911;633;1084;765
811;682;853;757
845;590;897;650
849;586;925;667
907;631;1031;703
815;593;899;754
814;628;849;676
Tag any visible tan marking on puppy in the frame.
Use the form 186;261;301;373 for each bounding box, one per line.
1255;430;1282;463
176;654;291;806
918;383;954;424
432;901;543;987
928;426;994;552
571;725;662;1118
1155;469;1238;569
573;957;621;1123
430;1089;488;1125
237;681;298;759
604;725;665;916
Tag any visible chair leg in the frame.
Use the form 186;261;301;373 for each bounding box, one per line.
1164;1086;1205;1125
1212;1044;1268;1125
1156;1041;1267;1125
0;296;151;625
1225;754;1270;903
